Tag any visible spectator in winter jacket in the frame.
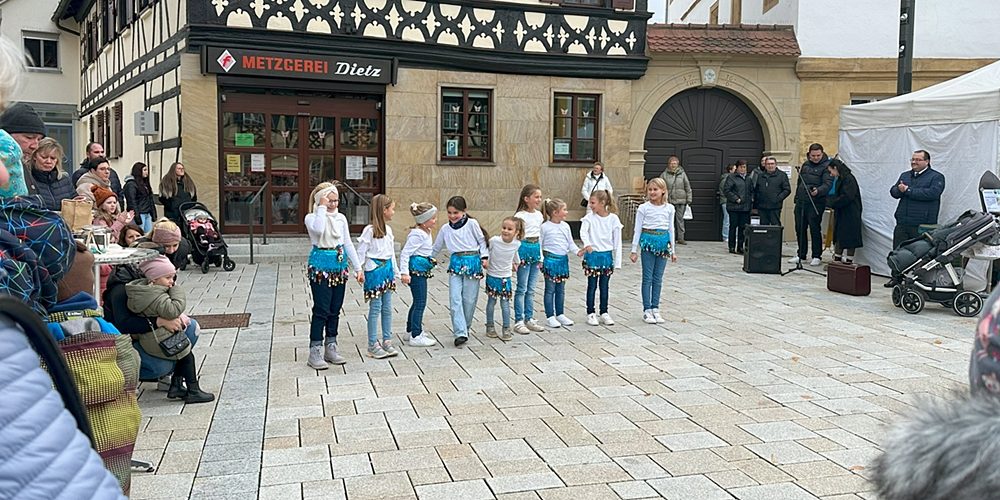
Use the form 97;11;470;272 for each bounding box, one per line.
826;158;864;263
724;160;752;254
149;218;191;270
75;156;113;202
0;102;45;197
122;161;157;232
26;138;76;211
660;156;693;244
791;143;832;267
159;161;197;224
752;157;791;226
71;142;122;199
718;164;736;242
580;162;613;215
889;149;946;248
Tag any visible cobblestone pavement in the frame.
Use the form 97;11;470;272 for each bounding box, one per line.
130;241;977;499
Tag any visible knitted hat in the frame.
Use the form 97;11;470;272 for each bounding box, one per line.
91;184;116;208
0;102;46;136
150;223;181;245
139;255;176;282
57;242;95;302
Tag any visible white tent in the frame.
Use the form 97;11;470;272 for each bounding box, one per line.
838;60;1000;278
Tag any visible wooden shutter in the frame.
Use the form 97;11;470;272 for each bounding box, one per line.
89;115;95;142
96;111;105;150
113;102;123;159
612;0;634;9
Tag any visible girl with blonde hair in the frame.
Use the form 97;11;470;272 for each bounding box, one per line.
399;201;439;347
357;194;400;358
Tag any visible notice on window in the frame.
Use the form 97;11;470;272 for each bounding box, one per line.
554;141;570;156
364;156;378;172
353;205;369;225
346;155;364;180
250;154;266;172
235;133;255;147
445;139;459;157
226;154;241;173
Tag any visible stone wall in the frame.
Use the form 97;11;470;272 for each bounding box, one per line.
384;68;634;240
179;54;220;217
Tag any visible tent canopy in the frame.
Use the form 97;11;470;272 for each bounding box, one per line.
838;60;1000;278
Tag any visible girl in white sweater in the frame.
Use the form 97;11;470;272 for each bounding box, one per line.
357;194;400;359
540;198;580;329
432;196;489;347
485;217;522;341
399;202;438;348
580;190;623;327
513;184;547;334
629;178;678;324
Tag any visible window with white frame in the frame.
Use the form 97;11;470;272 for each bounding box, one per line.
22;33;59;70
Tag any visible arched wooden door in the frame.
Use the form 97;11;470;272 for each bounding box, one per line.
643;88;765;241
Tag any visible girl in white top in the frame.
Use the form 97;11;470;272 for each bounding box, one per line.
581;162;614;215
431;195;489;347
485;217;522;341
579;190;623;327
513;184;547;334
540;198;580;329
399;202;438;348
629;177;679;325
303;182;363;370
357;194;401;359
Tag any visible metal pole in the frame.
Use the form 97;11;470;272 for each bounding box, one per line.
248;203;255;265
897;0;915;95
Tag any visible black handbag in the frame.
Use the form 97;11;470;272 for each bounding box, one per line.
158;330;191;358
583;174;603;207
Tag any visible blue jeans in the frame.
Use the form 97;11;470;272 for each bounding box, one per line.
486;296;511;329
640;250;668;311
449;274;479;338
310;280;346;346
720;201;729;240
514;264;539;322
135;319;200;380
139;213;153;233
406;275;428;337
367;291;393;346
543;278;565;318
586;274;610;314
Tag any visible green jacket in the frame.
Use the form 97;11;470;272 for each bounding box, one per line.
661;166;693;204
125;279;190;360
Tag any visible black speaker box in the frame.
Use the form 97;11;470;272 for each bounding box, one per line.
743;225;782;274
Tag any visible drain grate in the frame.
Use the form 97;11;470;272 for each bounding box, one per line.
192;313;251;329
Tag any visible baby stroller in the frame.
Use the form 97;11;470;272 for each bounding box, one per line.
179;202;236;274
887;210;998;316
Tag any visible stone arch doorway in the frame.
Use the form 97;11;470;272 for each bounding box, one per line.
643;87;765;241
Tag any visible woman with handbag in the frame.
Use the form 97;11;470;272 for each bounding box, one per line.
580;162;613;215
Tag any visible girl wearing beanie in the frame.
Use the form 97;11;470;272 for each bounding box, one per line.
91;184;133;244
303;182;362;370
149;218;191;270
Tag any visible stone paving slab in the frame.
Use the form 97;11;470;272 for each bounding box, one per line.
129;241;978;498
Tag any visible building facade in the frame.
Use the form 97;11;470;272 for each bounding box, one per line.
55;0;650;237
2;0;81;166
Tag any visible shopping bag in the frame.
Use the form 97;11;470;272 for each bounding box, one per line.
61;199;93;232
683;205;693;220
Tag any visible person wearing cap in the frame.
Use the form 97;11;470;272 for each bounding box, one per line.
125;255;213;404
0;102;45;198
75;156;113;201
149;218;191;270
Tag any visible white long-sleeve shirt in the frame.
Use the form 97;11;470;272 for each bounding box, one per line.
630;202;676;254
304;207;363;270
432;218;489;258
540;220;580;257
399;227;433;275
581;212;623;268
514;210;544;239
581;173;614;202
486;236;521;278
357;225;400;277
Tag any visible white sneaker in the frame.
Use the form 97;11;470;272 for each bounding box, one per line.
546;316;561;328
810;258;822;266
409;334;437;347
556;314;574;326
526;319;547;332
652;309;665;324
787;256;801;264
586;313;600;326
513;321;531;335
600;313;615;325
642;310;657;324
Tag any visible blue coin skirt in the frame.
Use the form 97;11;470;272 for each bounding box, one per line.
518;239;542;265
582;250;614;277
485;275;513;300
308;246;349;287
448;251;484;279
363;258;396;301
408;255;437;278
639;229;672;257
542;252;570;283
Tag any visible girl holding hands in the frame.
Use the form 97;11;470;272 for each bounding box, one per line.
579;190;622;326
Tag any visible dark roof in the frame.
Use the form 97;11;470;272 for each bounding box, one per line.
647;24;800;57
52;0;93;23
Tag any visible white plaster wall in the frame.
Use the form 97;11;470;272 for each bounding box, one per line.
740;0;796;24
668;0;729;23
0;0;80;106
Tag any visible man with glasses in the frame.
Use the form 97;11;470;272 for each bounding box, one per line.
889;150;946;249
72;142;122;199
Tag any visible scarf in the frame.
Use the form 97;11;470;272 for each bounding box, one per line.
313;186;341;247
449;214;469;231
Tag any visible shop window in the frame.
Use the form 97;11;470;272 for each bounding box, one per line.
441;88;492;162
23;33;59;70
552;93;599;163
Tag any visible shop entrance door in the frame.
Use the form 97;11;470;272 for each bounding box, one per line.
220;90;382;233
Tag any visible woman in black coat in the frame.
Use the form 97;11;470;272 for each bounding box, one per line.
723;160;752;254
158;161;196;224
826;158;864;263
123;162;157;232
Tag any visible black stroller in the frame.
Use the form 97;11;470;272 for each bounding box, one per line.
179;202;236;273
887;210;998;316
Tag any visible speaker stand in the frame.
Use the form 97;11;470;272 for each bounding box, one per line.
781;260;826;277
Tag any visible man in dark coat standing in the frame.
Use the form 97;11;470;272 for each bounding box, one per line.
791;143;832;266
72;142;122;199
889;150;945;248
753;156;791;226
724;160;752;254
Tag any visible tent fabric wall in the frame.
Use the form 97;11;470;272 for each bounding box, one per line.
838;120;999;276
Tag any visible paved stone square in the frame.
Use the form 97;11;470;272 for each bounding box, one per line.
130;241;978;499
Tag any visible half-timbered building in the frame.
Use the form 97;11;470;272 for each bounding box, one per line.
54;0;651;235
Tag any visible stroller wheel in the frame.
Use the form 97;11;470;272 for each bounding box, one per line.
891;285;903;307
953;291;983;317
201;261;209;274
900;289;925;314
223;259;236;272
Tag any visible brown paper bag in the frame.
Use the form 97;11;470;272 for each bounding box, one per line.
61;199;93;232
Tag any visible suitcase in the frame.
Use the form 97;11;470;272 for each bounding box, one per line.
826;262;871;296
